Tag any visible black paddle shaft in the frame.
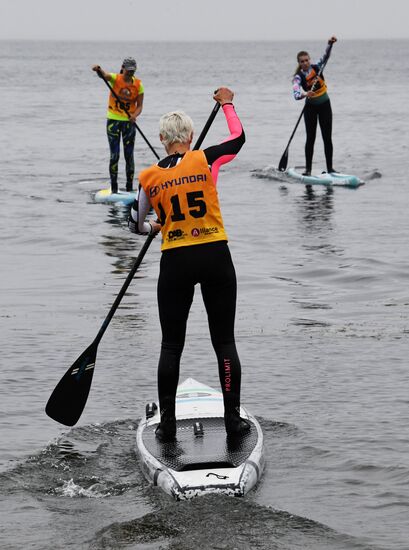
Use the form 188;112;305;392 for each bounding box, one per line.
97;69;160;160
278;42;334;172
45;98;222;426
94;232;156;345
194;102;221;150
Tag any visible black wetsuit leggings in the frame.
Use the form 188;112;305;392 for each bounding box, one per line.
304;98;333;173
106;119;136;192
157;241;242;418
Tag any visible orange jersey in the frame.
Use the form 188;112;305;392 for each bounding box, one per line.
303;66;327;98
107;73;144;121
139;150;228;251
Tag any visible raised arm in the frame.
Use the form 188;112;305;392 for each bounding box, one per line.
316;36;337;70
203;96;245;185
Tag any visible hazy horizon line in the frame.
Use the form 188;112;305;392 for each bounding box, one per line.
1;37;408;42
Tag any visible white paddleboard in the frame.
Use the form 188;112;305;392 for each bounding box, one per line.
94;188;137;205
136;378;264;500
286;168;364;188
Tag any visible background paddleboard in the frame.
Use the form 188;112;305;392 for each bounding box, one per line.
94;188;137;205
136;378;264;500
286;168;364;188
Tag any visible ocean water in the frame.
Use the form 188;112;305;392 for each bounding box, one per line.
1;39;408;549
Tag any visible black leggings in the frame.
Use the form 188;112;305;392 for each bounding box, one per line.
157;241;242;417
304;99;333;172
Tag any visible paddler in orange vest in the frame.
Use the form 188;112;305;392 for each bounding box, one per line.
292;36;337;175
128;87;249;442
92;57;144;193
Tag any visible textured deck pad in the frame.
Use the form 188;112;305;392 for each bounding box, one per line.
143;417;258;471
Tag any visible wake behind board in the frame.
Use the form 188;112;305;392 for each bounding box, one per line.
136;378;264;500
286;168;364;188
94;188;137;205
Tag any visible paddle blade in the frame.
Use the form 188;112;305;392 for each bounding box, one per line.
45;342;98;426
278;150;288;172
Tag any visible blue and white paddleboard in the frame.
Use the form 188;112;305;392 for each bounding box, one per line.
136;378;264;500
94;188;137;205
286;168;364;188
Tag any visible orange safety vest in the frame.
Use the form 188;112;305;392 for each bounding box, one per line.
107;73;143;120
139;150;228;251
299;65;328;98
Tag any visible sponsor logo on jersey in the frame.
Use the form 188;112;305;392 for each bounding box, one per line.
191;226;219;237
150;186;160;198
161;173;207;190
119;87;132;98
166;228;186;242
149;173;206;197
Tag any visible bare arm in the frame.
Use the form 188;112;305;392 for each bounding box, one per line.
130;93;144;122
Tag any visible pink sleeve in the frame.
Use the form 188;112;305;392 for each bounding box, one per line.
211;103;243;184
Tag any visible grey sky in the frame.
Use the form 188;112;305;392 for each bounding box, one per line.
1;0;408;41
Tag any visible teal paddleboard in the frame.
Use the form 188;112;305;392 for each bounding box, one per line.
286;168;364;188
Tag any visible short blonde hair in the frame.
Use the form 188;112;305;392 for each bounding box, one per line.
159;111;194;147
